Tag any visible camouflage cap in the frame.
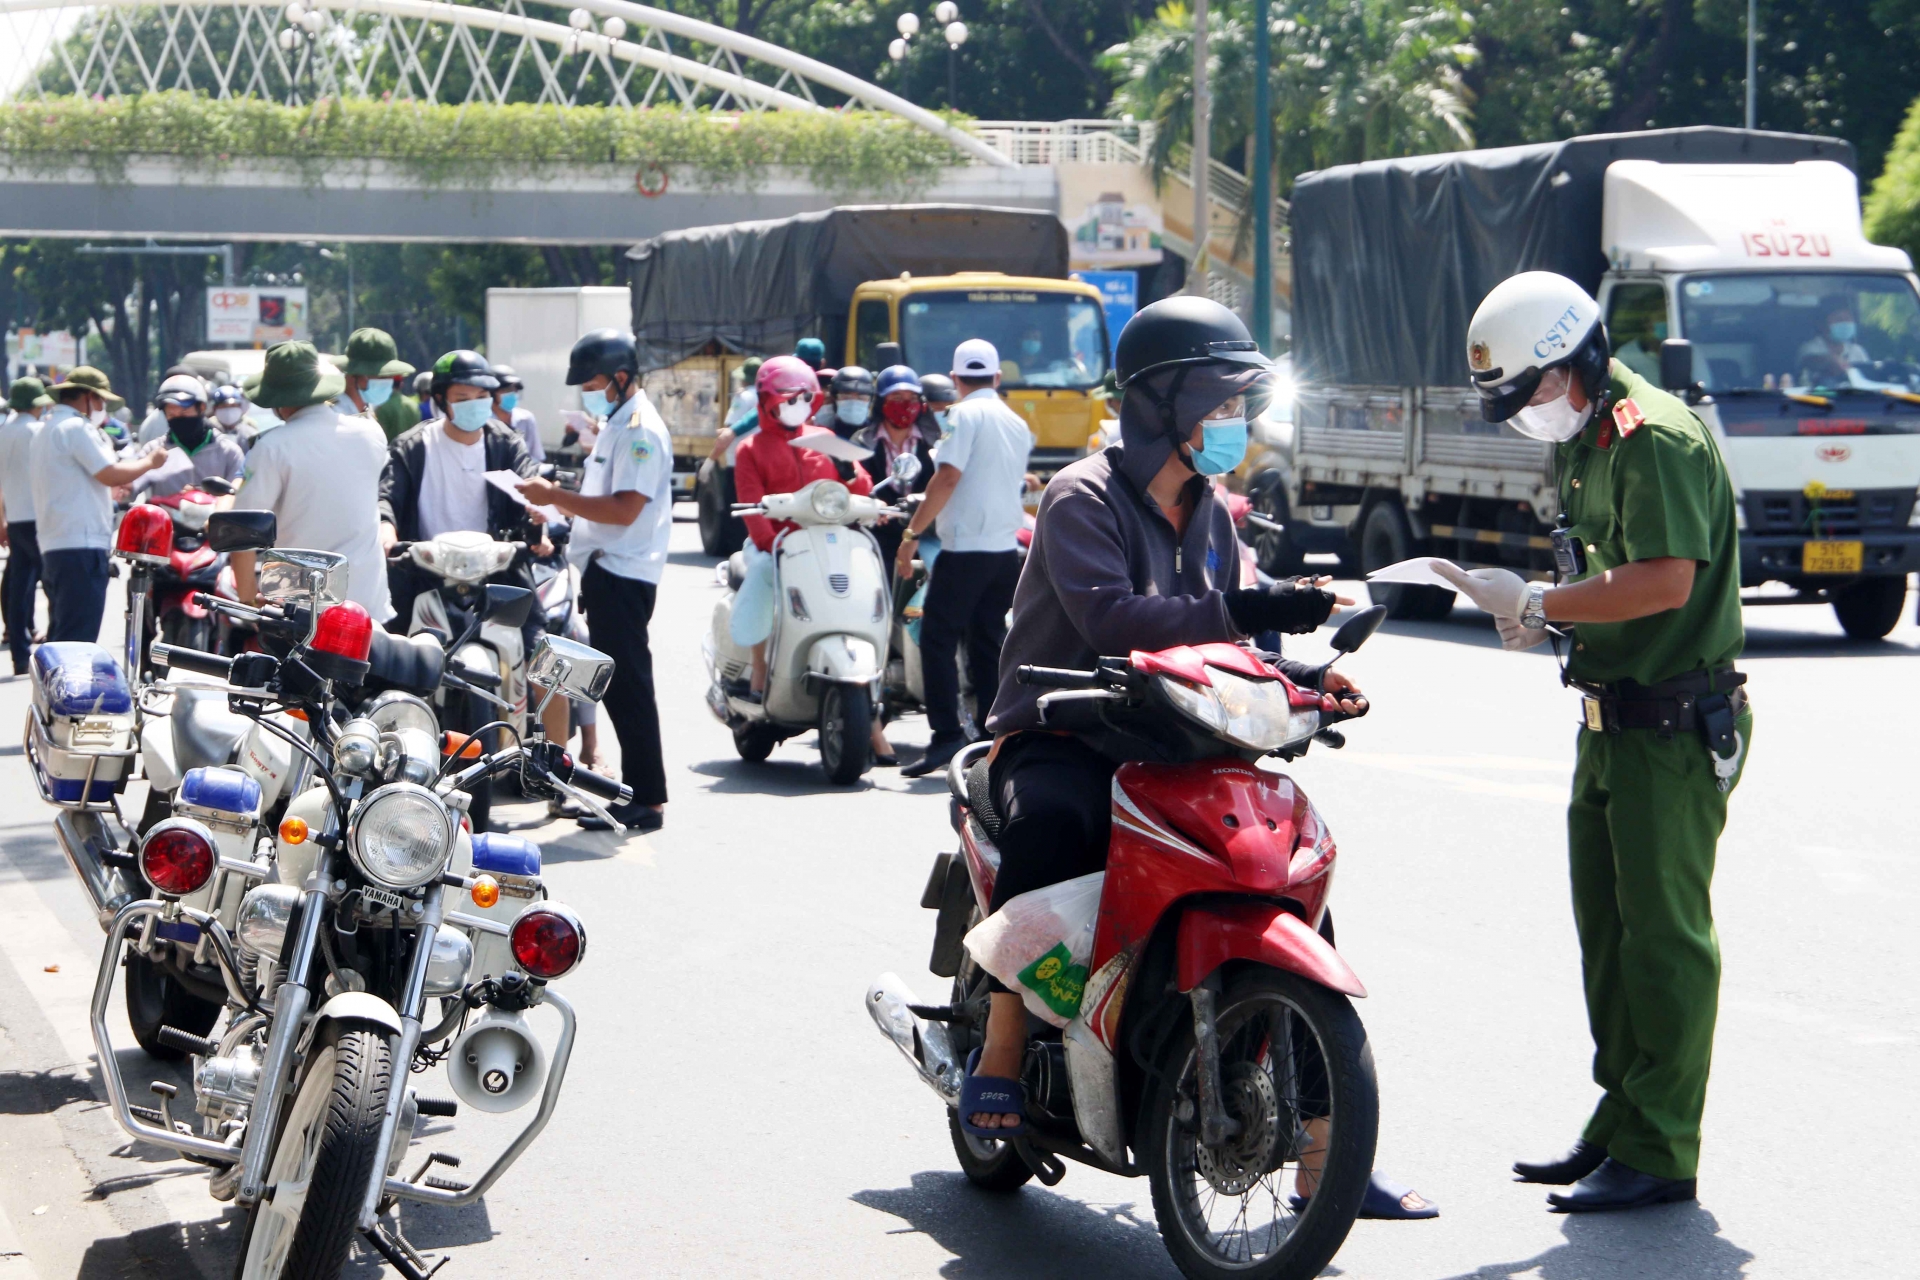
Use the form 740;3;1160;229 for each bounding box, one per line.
7;376;53;411
343;327;415;379
249;341;347;409
47;365;125;409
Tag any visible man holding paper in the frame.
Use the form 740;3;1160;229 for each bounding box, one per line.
1432;272;1748;1215
377;349;567;748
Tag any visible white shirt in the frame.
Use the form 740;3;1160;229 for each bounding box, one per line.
29;404;119;552
0;409;43;524
417;421;490;540
570;390;673;584
931;388;1033;552
137;407;170;446
233;403;394;622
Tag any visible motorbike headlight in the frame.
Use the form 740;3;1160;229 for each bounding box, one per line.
1159;676;1227;733
810;481;851;521
1208;669;1320;752
349;782;456;888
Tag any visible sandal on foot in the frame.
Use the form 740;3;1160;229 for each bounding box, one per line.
1289;1172;1439;1220
958;1048;1025;1139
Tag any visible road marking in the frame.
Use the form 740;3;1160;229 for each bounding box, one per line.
1338;751;1571;803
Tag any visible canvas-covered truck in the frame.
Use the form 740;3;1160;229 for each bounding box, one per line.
627;205;1113;555
1253;125;1920;639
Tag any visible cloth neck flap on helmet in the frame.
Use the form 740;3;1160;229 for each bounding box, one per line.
1118;363;1268;490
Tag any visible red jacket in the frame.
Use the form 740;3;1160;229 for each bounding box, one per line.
734;424;872;552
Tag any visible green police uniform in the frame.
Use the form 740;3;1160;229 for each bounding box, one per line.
374;393;419;443
1555;359;1751;1182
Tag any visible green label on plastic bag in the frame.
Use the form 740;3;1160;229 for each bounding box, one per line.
1017;943;1089;1020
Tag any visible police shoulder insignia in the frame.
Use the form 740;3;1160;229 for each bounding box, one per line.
1612;398;1646;438
630;435;651;461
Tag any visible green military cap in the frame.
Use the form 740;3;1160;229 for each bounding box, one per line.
343;327;416;379
47;365;125;409
248;340;347;409
7;376;53;411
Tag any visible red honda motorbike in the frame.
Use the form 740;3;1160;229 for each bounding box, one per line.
869;604;1387;1280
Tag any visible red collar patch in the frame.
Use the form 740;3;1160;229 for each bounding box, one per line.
1594;417;1614;450
1612;397;1646;438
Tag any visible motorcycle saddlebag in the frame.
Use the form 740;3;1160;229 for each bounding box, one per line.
26;643;138;807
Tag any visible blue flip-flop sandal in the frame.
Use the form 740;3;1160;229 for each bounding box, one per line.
957;1048;1026;1139
1289;1171;1439;1220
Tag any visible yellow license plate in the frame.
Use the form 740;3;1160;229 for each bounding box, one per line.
1802;540;1864;574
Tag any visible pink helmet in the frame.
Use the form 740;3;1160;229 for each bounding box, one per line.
756;355;820;431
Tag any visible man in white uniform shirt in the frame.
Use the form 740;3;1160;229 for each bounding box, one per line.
519;329;672;832
231;343;393;622
897;337;1035;777
1;377;53;671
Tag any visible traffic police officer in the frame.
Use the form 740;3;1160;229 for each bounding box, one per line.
1433;272;1750;1213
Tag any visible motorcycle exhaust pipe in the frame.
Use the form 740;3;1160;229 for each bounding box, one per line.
54;810;136;931
866;972;962;1107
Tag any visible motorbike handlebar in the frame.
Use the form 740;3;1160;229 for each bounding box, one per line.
568;767;631;804
1015;665;1101;690
151;642;233;678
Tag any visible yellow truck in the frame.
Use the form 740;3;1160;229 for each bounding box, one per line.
626;206;1113;555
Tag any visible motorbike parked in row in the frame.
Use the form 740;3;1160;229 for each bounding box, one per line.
703;473;900;784
112;477;245;681
868;605;1389;1280
23;509;630;1278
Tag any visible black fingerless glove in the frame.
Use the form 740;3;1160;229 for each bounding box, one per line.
1225;578;1337;636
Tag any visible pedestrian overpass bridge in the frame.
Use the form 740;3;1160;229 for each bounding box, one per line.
0;0;1287;315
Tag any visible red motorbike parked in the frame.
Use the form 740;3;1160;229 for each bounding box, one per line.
114;481;243;681
870;604;1387;1280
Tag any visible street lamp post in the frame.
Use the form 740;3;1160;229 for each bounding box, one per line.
935;2;963;109
1190;0;1210;297
1251;0;1272;349
1745;0;1757;130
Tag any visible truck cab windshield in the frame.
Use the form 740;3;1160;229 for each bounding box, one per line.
900;290;1108;390
1673;272;1920;394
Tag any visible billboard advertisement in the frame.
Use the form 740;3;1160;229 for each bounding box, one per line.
206;287;309;344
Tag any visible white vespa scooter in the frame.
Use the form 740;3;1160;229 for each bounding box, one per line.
703;462;912;784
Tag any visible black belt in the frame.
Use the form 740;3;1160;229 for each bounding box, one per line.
1574;665;1748;757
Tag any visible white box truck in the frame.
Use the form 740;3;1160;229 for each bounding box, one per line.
1255;126;1920;639
484;286;632;456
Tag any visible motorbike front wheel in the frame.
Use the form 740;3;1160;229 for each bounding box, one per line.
818;684;872;785
1143;969;1377;1280
236;1019;393;1280
732;721;778;763
125;951;221;1060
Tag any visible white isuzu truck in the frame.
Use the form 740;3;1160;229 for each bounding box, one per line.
1260;126;1920;639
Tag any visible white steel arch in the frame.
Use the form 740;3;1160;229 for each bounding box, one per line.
0;0;1013;166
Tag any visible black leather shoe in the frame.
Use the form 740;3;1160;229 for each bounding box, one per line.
901;735;967;778
1513;1138;1608;1185
1546;1159;1696;1213
603;802;664;832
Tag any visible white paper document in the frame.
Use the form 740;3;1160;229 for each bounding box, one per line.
790;428;873;464
484;469;565;524
1364;556;1464;589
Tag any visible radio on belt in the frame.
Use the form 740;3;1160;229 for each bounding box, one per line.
1551;514;1588;580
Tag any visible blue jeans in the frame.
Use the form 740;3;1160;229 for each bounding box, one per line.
41;548;110;644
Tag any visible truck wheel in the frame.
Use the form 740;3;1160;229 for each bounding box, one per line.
1360;503;1454;621
1250;482;1304;578
697;463;745;558
1832;576;1906;641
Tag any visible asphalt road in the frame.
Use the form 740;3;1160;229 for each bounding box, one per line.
0;517;1912;1279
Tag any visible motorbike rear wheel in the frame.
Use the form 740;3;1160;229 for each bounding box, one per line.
818;684;872;785
125;951;222;1060
1143;969;1377;1280
235;1019;393;1280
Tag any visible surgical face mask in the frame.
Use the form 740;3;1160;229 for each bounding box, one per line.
88;405;108;428
215;405;245;428
776;397;813;428
449;398;494;433
170;413;209;451
1021;339;1043;358
1652;321;1668;342
835;397;870;427
500;392;519;411
1187;416;1249;476
362;378;394;409
1830;320;1857;343
1508;368;1594;443
932;409;950;434
581;387;613;419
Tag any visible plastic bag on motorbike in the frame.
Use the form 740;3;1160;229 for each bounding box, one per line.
962;871;1102;1028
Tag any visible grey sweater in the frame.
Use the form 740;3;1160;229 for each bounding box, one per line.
985;444;1248;734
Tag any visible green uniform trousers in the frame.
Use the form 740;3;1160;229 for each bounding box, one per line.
1567;708;1752;1181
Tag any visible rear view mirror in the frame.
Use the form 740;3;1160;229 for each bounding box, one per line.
482;584;534;628
890;452;923;486
206;510;276;553
527;634;616;702
1330;604;1387;655
199;475;236;497
257;548;347;608
1659;339;1694;393
874;341;903;369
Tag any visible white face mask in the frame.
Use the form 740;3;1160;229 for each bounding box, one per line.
1508;368;1594;443
216;405;245;427
775;398;812;428
87;405;108;427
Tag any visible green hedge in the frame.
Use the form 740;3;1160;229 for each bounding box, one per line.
0;92;967;196
1867;92;1920;266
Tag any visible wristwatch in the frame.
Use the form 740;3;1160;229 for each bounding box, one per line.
1520;582;1549;631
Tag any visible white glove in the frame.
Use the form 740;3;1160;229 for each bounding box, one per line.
1431;562;1530;620
1495;615;1549;652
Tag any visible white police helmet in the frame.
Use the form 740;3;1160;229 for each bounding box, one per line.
1467;272;1611;429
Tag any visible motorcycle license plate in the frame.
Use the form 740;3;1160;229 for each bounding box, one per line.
1801;540;1863;575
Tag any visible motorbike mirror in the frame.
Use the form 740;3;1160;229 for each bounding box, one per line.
482;584;535;628
874;341;903;369
198;475;236;497
1329;604;1387;655
889;452;923;486
257;548;347;609
1658;338;1694;393
547;520;572;548
527;634;615;702
206;509;276;553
